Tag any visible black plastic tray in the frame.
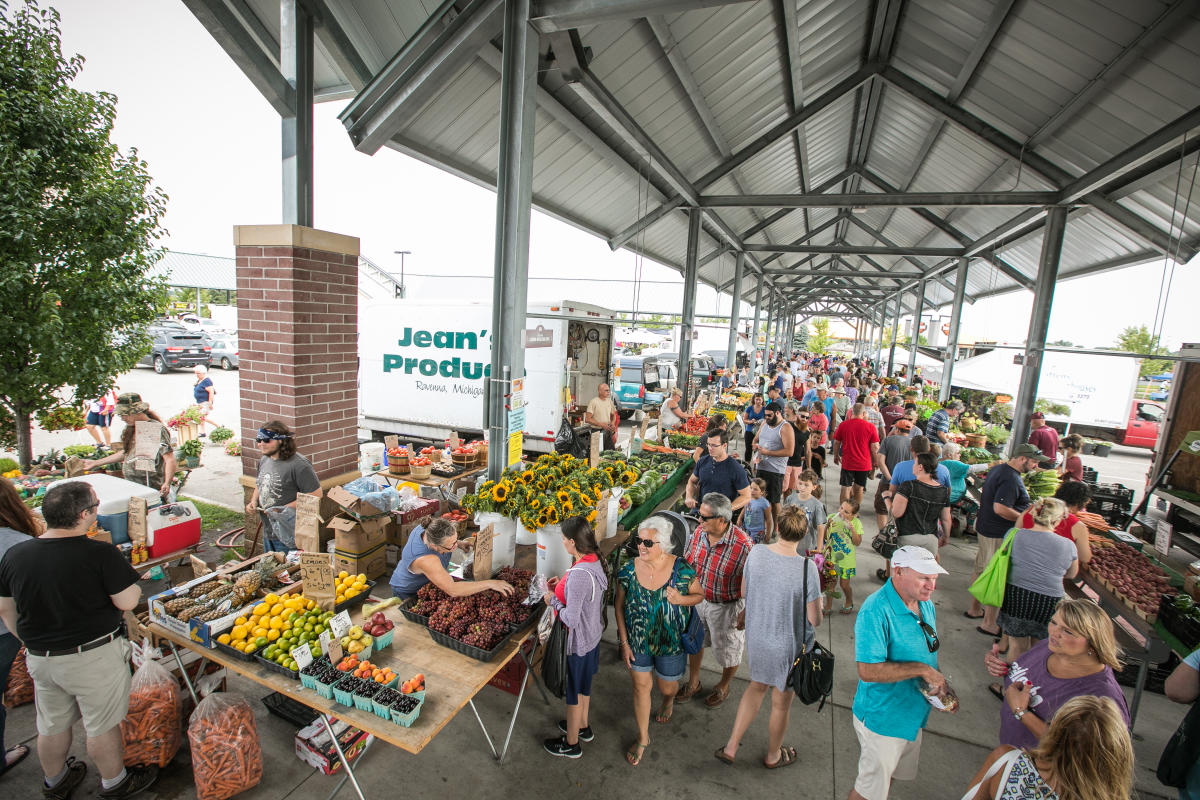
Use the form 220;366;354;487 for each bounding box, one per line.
261;691;318;727
253;653;300;680
213;639;254;662
507;600;543;633
397;597;430;627
334;580;378;613
426;626;513;662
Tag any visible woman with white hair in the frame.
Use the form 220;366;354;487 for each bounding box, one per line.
657;388;692;441
615;515;702;766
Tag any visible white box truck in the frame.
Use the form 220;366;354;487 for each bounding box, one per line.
359;300;618;451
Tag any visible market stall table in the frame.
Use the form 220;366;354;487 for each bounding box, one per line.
372;466;484;491
150;604;546;800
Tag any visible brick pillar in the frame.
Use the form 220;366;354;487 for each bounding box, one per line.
234;224;359;479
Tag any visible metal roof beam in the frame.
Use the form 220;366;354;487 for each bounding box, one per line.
309;0;374;88
608;65;877;250
340;0;504;155
762;268;923;278
881;65;1186;258
182;0;296;116
774;0;812;235
744;244;962;256
700;192;1059;208
530;0;754;32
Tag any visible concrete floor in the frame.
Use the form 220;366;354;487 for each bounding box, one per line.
2;470;1185;800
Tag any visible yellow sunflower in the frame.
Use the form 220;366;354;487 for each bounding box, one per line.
587;509;598;523
529;497;541;509
556;489;570;503
561;500;573;514
547;507;560;524
491;481;509;503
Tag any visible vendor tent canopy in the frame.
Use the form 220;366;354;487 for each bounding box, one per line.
614;328;670;345
150;251;237;291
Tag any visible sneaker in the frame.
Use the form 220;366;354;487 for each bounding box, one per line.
543;736;582;759
557;720;594;742
42;758;87;800
97;765;158;799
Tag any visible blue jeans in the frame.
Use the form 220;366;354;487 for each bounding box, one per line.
629;650;686;682
0;632;20;759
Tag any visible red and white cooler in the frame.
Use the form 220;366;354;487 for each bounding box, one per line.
146;501;203;557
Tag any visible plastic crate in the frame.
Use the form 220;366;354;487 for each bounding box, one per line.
426;626;513;662
253;653;299;680
334;581;377;613
372;628;394;650
397;598;430;627
213;640;255;662
1092;483;1134;503
261;692;318;727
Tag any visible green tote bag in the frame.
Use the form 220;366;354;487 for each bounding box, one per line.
968;529;1016;607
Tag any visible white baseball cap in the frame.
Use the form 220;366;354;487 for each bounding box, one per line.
891;545;948;575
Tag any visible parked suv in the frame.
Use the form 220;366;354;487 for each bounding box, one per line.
209;336;239;370
139;330;211;373
612;356;666;418
658;352;720;390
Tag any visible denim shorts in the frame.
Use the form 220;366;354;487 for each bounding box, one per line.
630;650;686;682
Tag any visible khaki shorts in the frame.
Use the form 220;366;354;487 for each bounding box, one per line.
973;535;1006;579
26;637;132;737
898;533;939;557
696;599;745;668
852;715;922;800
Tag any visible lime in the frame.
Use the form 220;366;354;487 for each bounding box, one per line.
255;636;269;649
264;646;278;660
287;660;298;671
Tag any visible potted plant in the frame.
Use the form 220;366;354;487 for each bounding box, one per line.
1093;440;1113;458
984;425;1010;455
209;426;234;444
1081;438;1098;455
224;440;242;457
179;438;204;468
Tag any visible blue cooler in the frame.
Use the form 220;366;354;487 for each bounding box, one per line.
54;474;163;544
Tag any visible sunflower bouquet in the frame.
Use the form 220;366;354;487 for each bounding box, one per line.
464;452;625;531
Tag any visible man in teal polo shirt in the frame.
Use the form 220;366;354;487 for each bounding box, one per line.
850;546;950;800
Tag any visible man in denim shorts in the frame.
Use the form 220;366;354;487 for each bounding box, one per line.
0;482;158;800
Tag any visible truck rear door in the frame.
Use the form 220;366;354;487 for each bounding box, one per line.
1125;401;1164;448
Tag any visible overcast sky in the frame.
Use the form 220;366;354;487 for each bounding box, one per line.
50;0;1199;351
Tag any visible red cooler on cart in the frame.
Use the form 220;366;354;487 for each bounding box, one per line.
146;501;203;557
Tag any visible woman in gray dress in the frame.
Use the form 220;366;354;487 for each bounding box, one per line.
713;505;822;769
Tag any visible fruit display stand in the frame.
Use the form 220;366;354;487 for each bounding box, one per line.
373;465;484;490
150;598;547;799
618;458;695;530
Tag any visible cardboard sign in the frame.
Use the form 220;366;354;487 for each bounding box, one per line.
473;523;495;579
1157;520;1173;558
133;420;164;472
594;489;611;540
128;496;148;548
383;435;399;454
190;555;212;578
301;552;336;611
320;630;342;666
330;611;353;639
290;643;313;670
294;493;322;553
590;430;604;467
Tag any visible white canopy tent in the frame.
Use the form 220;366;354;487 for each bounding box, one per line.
873;347;943;384
614;328;670;346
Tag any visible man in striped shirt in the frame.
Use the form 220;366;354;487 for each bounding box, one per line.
924;399;962;445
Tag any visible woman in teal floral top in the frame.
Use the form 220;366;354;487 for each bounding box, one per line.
615;516;701;766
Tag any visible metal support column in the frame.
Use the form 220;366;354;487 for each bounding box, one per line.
751;279;764;374
887;293;901;376
907;279;926;378
678;208;702;407
726;251;745;379
1010;206;1068;454
764;296;775;365
281;0;313;226
486;0;537;480
939;257;970;403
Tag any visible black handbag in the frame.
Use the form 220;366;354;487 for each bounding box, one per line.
787;557;835;710
1158;699;1200;787
542;613;570;699
670;559;705;655
871;510;900;560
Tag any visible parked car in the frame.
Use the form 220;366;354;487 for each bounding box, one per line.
612;355;665;418
139;330;211;373
703;349;749;373
209;337;239;370
658;352;720;390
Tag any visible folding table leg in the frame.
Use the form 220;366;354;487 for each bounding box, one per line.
321;713;368;800
517;644;551;706
467;699;501;760
166;640;199;706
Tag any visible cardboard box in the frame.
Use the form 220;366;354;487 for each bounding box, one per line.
334;543;388;581
295;717;373;775
329;514;389;555
326;484;390;519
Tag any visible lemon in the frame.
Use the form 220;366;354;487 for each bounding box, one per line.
248;615;261;628
262;593;280;605
269;617;284;630
338;570;349;579
270;603;285;616
336;593;346;604
267;629;281;641
345;589;358;600
236;641;248;652
356;573;367;583
253;626;269;639
234;616;248;627
217;633;232;645
253;603;270;617
231;625;248;640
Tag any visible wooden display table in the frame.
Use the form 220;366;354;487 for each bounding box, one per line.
372;466;484;490
151;597;546;799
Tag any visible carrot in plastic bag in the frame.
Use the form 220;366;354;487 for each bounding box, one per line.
188;693;262;800
120;658;181;767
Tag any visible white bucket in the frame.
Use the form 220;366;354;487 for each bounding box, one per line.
359;442;384;474
517;519;537;546
474;512;516;574
536;524;571;579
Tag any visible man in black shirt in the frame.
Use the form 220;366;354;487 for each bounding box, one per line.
684;429;751;513
0;482;158;799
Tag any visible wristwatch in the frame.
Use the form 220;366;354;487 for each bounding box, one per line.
1012;707;1027;721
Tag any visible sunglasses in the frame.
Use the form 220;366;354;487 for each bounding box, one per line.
698;513;720;521
798;414;809;419
917;613;940;653
255;437;273;443
636;538;657;548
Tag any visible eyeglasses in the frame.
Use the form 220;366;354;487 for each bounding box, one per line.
705;441;725;448
636;538;657;548
917;613;940;653
85;502;100;512
698;513;719;521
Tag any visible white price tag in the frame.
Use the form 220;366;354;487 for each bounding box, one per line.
330;611;353;639
1156;520;1173;558
290;643;313;669
318;630;332;652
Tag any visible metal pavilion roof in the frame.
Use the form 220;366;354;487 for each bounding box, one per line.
151;250;238;291
186;0;1200;321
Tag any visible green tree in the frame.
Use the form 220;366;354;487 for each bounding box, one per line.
0;2;168;467
793;323;809;351
1115;325;1170;377
809;318;833;354
881;328;927;347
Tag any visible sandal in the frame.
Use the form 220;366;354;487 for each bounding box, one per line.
713;746;735;765
976;626;1002;637
839;605;855;614
963;611;984;620
655;701;674;724
764;744;798;769
705;686;730;708
675;681;703;704
626;741;648;766
988;683;1005;701
1;744;29;773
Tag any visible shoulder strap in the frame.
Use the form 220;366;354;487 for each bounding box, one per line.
800;556;810;652
958;748;1021;800
565;565;598;602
